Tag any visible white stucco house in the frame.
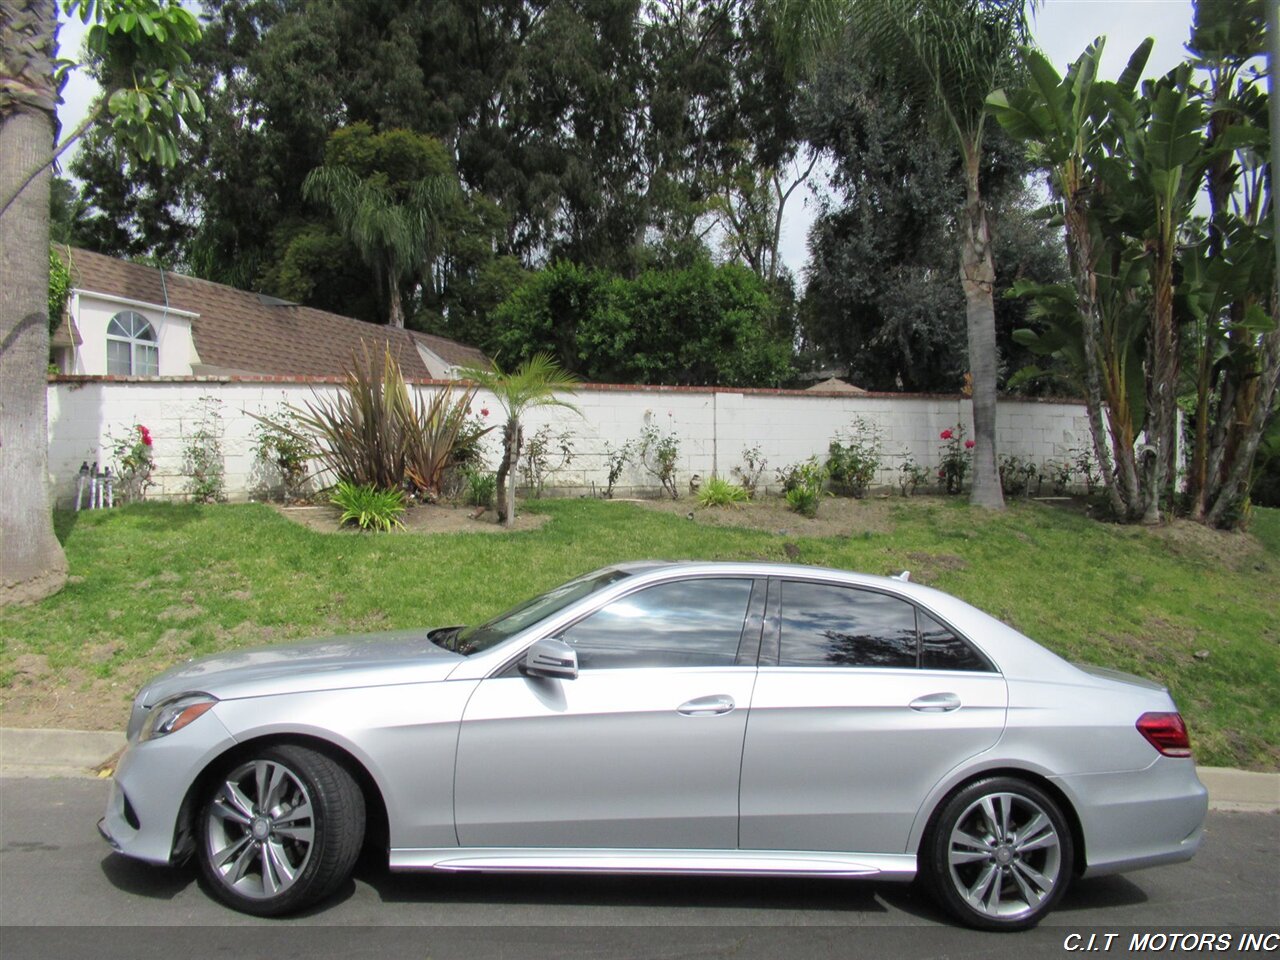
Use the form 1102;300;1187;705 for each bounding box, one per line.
51;247;489;380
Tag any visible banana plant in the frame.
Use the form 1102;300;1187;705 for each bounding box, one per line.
988;39;1153;520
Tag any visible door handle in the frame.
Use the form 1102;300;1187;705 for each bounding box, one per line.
678;695;736;717
909;693;961;713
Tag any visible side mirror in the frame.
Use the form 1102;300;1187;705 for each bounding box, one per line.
521;638;578;680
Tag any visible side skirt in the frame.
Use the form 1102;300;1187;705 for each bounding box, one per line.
388;848;917;880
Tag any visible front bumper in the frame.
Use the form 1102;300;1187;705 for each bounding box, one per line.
99;710;238;865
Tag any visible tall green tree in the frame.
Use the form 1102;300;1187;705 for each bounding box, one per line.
1;0;202;605
772;0;1032;510
301;124;459;329
459;354;580;528
990;9;1275;528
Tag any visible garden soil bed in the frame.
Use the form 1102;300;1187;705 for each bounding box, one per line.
632;493;897;538
272;502;551;534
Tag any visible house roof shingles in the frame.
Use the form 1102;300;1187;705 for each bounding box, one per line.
60;247;488;379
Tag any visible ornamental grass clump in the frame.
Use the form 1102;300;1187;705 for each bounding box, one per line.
697;476;750;508
331;481;406;532
295;344;479;498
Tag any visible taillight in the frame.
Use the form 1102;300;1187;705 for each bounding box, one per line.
1137;712;1192;758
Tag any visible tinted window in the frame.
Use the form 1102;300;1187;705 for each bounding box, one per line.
562;578;753;670
453;569;632;655
780;581;918;668
919;610;991;672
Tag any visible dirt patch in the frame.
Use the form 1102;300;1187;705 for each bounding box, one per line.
0;664;140;732
633;494;896;538
904;551;969;585
272;502;551;535
1145;518;1266;571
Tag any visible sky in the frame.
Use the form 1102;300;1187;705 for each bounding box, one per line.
54;0;1199;280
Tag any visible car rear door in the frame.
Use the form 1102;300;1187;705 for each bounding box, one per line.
739;577;1008;855
454;576;766;849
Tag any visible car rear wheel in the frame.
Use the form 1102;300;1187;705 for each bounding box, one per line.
198;744;365;916
924;777;1073;931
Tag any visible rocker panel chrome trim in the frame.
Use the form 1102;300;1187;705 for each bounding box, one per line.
388;847;917;879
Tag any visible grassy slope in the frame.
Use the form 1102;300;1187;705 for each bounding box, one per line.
1;500;1276;769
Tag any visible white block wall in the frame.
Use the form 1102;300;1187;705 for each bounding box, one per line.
46;377;1093;506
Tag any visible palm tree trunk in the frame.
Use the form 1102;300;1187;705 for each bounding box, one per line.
495;418;521;529
1;0;68;604
385;267;405;329
958;148;1004;511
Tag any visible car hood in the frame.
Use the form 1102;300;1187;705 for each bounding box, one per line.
136;628;466;706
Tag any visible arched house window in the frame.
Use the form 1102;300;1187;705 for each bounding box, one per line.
106;311;159;376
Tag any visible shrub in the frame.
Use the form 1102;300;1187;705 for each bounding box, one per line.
182;396;226;503
251;405;314;502
295;345;476;497
521;425;575;498
331;481;406;532
464;469;496;508
938;425;973;495
1043;459;1073;496
698;476;749;508
111;423;155;503
638;421;680;499
601;439;633;499
898;450;930;497
732;444;767;499
998;454;1040;498
1071;444;1101;496
780;457;827;518
826;417;882;498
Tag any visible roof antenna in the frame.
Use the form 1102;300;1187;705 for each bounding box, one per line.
892;570;911;582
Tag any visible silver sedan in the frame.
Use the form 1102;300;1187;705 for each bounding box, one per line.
99;561;1207;929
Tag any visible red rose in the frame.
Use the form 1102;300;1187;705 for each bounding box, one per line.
142;436;153;447
940;429;953;440
480;408;490;417
965;439;975;449
937;469;946;478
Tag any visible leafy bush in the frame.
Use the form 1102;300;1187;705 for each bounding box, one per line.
251;405;314;502
463;469;496;508
295;345;475;497
111;423;155;503
331;481;406;532
521;425;575;498
638;421;680;499
601;439;633;499
998;454;1040;498
732;444;767;499
698;477;749;508
898;450;930;497
780;457;827;518
826;417;882;498
937;425;973;495
182;396;226;503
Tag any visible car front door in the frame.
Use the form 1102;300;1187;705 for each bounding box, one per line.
454;576;764;849
739;578;1008;855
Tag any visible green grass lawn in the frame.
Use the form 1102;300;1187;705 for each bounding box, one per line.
1;498;1276;770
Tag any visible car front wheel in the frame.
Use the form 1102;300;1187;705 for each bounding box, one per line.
198;744;365;916
924;777;1074;931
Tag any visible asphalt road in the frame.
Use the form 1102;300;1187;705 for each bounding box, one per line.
1;777;1276;959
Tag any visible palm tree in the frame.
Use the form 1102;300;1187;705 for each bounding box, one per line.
1;0;68;604
771;0;1032;509
303;163;456;329
460;354;580;528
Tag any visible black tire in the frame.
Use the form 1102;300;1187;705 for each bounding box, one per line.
197;744;365;917
922;776;1074;931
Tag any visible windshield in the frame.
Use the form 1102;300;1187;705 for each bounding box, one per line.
444;568;633;656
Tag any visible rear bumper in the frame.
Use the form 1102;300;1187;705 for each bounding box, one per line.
1053;758;1208;878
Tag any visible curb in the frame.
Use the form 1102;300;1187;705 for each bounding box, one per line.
1;727;1277;812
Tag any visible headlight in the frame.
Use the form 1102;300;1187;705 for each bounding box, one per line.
140;694;218;742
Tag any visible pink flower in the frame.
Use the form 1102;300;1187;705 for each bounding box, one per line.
965;439;975;449
937;469;946;478
142;435;153;447
480;408;490;418
940;429;953;440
